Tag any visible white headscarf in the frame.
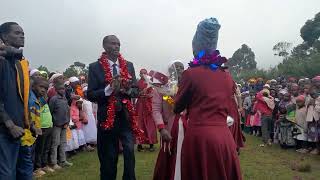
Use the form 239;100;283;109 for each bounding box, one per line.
69;76;79;83
49;73;63;83
30;69;39;76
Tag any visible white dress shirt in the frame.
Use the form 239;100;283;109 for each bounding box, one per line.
105;59;119;96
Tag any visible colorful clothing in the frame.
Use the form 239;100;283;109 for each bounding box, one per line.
21;90;42;146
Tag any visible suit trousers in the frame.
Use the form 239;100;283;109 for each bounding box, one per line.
97;109;136;180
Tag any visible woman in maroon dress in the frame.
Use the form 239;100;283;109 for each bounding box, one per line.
136;69;158;151
174;17;242;180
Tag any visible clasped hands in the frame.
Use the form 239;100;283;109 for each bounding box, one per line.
105;75;132;96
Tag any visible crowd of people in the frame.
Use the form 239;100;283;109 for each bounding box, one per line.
239;77;320;154
2;16;319;180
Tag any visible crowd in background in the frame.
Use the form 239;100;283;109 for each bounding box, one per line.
27;70;98;178
239;76;320;154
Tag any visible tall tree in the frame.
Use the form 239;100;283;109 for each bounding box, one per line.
37;65;50;74
227;44;257;76
63;61;88;78
63;65;79;78
272;41;292;58
300;12;320;46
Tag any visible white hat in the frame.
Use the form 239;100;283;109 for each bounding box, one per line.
69;76;79;83
30;69;39;76
64;81;70;86
49;73;63;83
263;84;270;89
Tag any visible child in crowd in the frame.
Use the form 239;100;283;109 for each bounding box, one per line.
276;104;296;148
20;77;48;179
252;96;262;136
70;99;87;150
49;83;73;170
66;119;79;153
294;95;308;153
82;86;97;147
34;79;55;176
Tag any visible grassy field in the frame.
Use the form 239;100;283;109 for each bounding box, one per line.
39;135;320;180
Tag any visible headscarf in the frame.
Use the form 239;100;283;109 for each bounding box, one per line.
313;76;320;81
279;89;288;95
49;73;63;83
69;76;80;83
30;69;39;76
263;84;270;89
270;79;277;83
296;95;305;102
192;17;220;57
140;68;147;74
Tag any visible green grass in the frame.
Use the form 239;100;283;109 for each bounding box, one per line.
38;135;320;180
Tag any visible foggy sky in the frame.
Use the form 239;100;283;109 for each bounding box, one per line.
1;0;319;74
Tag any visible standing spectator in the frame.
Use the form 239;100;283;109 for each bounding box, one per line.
0;22;30;179
26;77;48;178
255;89;275;147
136;69;157;152
34;79;55;175
82;86;97;147
306;87;320;154
295;95;308;153
49;83;73;170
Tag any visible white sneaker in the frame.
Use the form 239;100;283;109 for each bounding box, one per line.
43;166;55;173
60;161;73;167
51;164;62;170
33;169;46;177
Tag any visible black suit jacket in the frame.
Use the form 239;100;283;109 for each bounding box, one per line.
87;60;138;123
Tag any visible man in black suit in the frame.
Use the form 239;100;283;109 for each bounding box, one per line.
87;35;138;180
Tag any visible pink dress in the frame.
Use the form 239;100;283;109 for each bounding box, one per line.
70;101;86;146
136;79;157;144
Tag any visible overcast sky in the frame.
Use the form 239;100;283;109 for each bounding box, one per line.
1;0;319;74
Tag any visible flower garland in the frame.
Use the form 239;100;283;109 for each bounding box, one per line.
99;52;145;142
188;50;227;71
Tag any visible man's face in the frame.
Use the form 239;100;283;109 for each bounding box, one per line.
103;36;120;58
140;70;147;79
169;62;184;78
33;81;49;98
2;24;24;48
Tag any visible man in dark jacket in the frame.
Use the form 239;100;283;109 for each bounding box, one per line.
0;22;29;179
87;35;138;180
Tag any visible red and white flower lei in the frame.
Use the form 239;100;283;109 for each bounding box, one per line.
99;52;145;142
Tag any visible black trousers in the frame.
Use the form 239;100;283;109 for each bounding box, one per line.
34;128;53;169
97;110;136;180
